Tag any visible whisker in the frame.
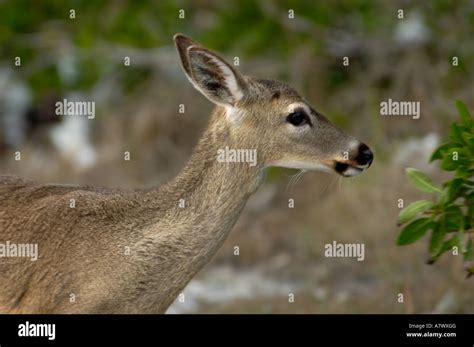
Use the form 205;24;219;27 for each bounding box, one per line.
322;174;339;195
286;169;306;192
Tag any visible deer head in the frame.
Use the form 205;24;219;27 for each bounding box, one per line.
174;34;373;177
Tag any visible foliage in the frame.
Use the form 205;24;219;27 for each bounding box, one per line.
1;0;470;102
397;100;474;276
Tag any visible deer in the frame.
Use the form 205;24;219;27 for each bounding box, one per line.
0;34;373;313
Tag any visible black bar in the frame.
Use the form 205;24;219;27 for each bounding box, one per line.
0;314;472;346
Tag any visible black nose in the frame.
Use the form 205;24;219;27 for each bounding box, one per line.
355;143;373;166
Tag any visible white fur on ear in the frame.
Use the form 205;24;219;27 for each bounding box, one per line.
186;46;245;107
203;52;243;102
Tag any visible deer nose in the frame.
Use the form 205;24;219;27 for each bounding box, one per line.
355;143;373;167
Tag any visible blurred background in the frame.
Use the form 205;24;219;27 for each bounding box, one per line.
1;0;473;313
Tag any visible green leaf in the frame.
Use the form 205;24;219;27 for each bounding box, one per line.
441;149;462;171
429;142;452;162
397;217;434;245
450;123;465;144
456;167;471;179
429;235;461;263
456;100;472;124
399;200;434;224
429;224;446;257
463;180;474;190
467;138;474;154
447;178;464;202
439;186;450;205
406;168;442;194
443;205;464;231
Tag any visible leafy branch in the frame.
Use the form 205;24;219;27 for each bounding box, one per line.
397;100;474;277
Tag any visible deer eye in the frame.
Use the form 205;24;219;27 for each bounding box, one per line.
286;111;310;126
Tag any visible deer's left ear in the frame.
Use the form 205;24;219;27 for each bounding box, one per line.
174;34;247;107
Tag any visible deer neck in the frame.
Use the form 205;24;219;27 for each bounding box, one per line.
145;107;264;283
164;107;264;228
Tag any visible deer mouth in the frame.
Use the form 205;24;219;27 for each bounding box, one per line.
334;162;365;177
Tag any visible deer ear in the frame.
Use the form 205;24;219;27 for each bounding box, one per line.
174;34;202;80
174;34;247;107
